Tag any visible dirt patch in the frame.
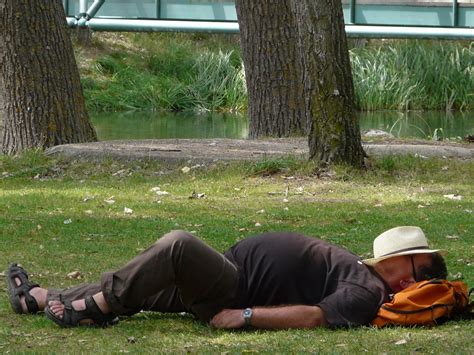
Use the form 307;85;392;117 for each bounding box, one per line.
45;138;473;162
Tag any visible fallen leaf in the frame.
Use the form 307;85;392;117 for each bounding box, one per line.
441;166;449;171
181;166;191;174
112;169;128;177
155;191;169;196
67;271;82;279
84;210;93;215
0;272;5;277
414;153;428;159
124;207;133;214
283;198;289;203
394;339;408;345
446;235;459;240
189;191;206;199
255;222;262;227
63;219;72;225
83;196;95;202
104;197;116;204
283;207;289;211
374;203;383;207
234;187;241;191
150;187;161;192
127;337;137;344
443;194;462;200
464;209;472;214
417;205;425;209
256;209;265;214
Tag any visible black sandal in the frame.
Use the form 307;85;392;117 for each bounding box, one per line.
6;263;41;314
44;295;119;328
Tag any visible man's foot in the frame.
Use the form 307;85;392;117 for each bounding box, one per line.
45;293;118;327
6;263;47;314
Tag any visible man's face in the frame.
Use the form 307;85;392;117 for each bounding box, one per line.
378;254;433;293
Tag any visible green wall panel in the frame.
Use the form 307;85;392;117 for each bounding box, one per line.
64;1;473;27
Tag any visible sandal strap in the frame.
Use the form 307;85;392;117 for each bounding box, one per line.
84;296;117;324
61;296;116;326
7;264;40;314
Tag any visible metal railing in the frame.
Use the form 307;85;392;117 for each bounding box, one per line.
64;0;474;39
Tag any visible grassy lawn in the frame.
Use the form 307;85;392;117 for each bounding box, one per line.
0;152;472;353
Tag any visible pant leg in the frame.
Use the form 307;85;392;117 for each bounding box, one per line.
101;230;239;322
47;283;186;316
47;282;102;303
140;286;187;313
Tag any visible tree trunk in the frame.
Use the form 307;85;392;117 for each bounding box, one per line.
290;0;366;166
235;0;306;137
0;0;97;155
0;76;4;148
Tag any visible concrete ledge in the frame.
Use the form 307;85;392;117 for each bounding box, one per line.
45;138;473;162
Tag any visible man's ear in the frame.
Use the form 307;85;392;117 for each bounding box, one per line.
399;278;416;290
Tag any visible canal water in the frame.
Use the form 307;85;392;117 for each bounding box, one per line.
92;110;473;141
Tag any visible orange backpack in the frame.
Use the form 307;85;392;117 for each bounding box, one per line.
371;279;472;327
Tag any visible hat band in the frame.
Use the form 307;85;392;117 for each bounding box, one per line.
378;245;429;258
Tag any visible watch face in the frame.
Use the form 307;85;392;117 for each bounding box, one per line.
243;309;252;318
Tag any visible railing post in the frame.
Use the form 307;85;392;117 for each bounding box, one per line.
156;0;161;19
63;0;69;16
350;0;356;24
453;0;459;27
78;0;88;19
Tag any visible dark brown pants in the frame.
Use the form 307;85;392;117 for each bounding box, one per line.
48;231;239;322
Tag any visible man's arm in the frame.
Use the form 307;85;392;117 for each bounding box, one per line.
210;305;327;329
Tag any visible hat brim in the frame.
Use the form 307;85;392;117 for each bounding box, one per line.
362;248;447;266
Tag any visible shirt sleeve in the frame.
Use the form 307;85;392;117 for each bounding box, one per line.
316;283;381;327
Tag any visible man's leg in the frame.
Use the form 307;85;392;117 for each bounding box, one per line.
47;230;239;324
101;230;239;321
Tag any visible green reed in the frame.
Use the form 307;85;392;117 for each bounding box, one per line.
350;40;473;111
79;34;472;112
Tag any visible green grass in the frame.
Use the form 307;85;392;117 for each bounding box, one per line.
76;34;473;113
77;33;246;113
0;152;472;352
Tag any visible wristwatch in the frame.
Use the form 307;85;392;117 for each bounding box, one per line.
242;308;253;326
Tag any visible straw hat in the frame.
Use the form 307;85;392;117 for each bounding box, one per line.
363;226;446;265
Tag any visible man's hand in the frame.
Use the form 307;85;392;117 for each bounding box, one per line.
210;309;245;329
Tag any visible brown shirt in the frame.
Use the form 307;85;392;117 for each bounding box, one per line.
224;232;390;327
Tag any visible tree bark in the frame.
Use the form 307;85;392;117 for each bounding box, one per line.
0;76;4;148
290;0;366;166
235;0;306;138
0;0;97;155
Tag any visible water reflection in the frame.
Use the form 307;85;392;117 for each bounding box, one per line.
358;111;473;139
91;110;473;141
92;111;249;140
